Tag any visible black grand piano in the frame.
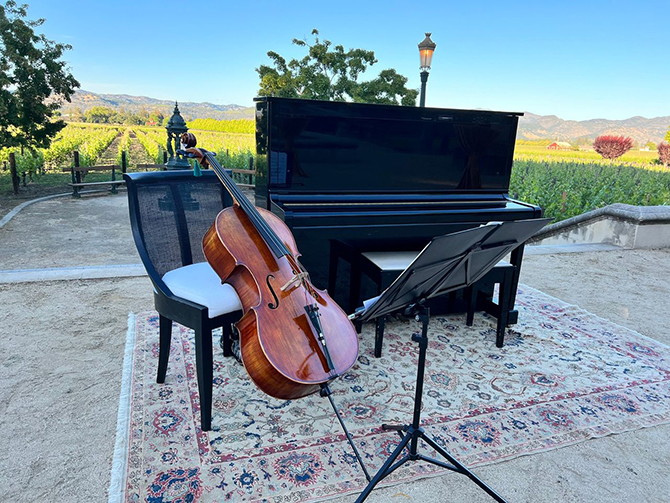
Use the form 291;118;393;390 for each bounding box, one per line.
253;96;543;321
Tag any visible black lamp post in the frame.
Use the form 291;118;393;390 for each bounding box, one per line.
418;33;436;108
165;102;191;170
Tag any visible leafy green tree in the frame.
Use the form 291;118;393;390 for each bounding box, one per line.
665;127;670;144
257;29;418;106
0;1;79;149
69;106;84;122
148;109;165;125
84;106;116;123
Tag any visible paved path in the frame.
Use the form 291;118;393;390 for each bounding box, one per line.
0;192;139;269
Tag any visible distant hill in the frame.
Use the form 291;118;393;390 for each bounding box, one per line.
60;90;255;121
59;90;669;144
518;112;670;145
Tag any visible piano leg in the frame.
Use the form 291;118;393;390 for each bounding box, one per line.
509;243;525;312
374;316;386;358
496;266;515;348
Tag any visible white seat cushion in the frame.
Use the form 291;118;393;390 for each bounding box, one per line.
162;262;242;318
362;251;511;272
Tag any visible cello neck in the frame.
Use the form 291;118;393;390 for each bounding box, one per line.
200;150;290;259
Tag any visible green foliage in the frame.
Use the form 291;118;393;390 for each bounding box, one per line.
510;159;670;223
69;106;168;126
665;127;670;144
0;1;79;150
134;128;163;164
77;127;118;166
40;123;116;167
257;29;418;106
188;118;255;134
354;69;417;106
84;106;117;123
148;110;164;125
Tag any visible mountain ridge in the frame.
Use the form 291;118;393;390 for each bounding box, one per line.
60;90;253;121
60;90;669;144
518;111;669;144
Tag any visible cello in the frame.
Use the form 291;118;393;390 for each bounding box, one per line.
180;135;359;400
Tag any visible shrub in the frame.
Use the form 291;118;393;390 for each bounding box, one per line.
593;135;633;160
659;142;670;166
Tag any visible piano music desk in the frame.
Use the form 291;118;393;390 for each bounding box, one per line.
329;240;515;356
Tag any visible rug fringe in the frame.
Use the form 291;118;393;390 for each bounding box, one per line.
108;312;136;503
518;283;670;350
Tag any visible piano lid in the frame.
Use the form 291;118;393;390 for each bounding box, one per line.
255;97;522;198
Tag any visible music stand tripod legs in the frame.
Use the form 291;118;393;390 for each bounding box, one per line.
354;305;507;503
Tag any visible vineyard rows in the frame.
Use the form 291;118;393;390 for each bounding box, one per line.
1;124;255;174
510;159;670;221
2;124;669;225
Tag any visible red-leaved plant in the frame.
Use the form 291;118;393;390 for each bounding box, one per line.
593;135;634;160
658;142;670;166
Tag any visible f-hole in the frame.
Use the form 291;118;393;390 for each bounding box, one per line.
266;275;280;309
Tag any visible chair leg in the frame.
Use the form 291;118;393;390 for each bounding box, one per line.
194;324;214;431
157;315;172;383
374;316;386;358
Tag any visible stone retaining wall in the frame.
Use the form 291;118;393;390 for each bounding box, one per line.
530;204;670;249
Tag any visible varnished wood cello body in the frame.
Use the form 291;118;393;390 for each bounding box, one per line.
184;140;359;400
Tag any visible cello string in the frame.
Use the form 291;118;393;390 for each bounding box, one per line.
205;151;276;244
205;151;291;257
210;154;284;252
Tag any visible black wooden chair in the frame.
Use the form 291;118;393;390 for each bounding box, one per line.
124;170;243;431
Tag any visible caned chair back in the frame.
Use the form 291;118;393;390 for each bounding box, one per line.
124;170;233;295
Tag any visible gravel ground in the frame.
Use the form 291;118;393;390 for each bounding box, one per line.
1;195;669;502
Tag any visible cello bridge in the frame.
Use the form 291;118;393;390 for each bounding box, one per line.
280;271;310;292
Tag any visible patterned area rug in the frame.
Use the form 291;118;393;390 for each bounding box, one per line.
112;285;670;502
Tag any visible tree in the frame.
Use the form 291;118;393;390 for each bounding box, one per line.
665;127;670;144
84;106;115;123
593;135;633;160
658;142;670;166
257;29;418;106
0;1;79;150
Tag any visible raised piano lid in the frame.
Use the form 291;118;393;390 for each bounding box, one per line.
254;97;523;210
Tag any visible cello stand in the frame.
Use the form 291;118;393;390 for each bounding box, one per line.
354;305;508;503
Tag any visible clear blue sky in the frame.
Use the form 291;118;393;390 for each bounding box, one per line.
26;0;670;121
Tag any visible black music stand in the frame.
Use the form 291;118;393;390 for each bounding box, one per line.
349;218;550;503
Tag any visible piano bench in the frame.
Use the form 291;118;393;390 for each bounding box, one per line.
328;242;515;356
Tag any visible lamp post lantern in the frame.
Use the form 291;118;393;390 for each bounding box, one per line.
418;33;436;108
165;102;191;170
